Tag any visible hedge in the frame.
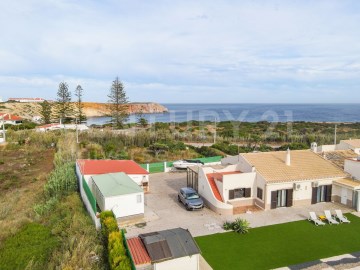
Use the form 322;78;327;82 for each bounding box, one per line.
100;211;132;270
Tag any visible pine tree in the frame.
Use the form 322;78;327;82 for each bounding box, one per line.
136;109;148;127
55;82;73;122
74;85;86;123
107;77;129;128
39;100;52;124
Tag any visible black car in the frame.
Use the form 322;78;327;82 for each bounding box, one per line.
178;187;204;210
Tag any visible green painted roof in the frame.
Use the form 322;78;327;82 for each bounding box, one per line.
91;172;143;197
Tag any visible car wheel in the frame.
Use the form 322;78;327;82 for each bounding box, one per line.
185;204;190;211
178;195;181;202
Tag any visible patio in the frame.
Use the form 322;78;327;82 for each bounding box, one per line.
124;172;355;238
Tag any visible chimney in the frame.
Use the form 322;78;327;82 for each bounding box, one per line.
286;148;291;166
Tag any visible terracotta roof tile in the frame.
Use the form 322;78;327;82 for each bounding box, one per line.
242;150;346;183
334;178;360;189
341;139;360;148
77;159;149;175
127;237;151;266
0;113;23;121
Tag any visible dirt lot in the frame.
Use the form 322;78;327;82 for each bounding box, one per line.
0;145;55;241
125;172;225;238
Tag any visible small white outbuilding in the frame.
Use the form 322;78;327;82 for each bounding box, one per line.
90;172;144;219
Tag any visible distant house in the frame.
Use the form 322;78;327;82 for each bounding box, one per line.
127;228;201;270
190;149;360;214
337;139;360;155
90;173;144;219
8;97;45;103
36;123;89;132
315;139;360;155
76;159;150;192
0;113;23;126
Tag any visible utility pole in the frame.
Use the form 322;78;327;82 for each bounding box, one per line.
334;124;337;145
214;117;217;144
1;115;5;143
76;118;79;144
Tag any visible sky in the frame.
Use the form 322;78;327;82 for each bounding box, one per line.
0;0;360;103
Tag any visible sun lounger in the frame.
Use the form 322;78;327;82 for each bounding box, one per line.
334;210;351;223
324;210;339;225
308;212;326;226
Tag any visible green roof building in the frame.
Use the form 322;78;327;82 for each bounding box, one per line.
91;172;144;218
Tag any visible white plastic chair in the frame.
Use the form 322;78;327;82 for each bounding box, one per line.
324;210;339;225
308;212;326;226
334;210;351;223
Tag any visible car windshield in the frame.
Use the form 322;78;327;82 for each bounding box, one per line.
186;193;200;200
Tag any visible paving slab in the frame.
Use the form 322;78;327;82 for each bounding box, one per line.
124;172;355;238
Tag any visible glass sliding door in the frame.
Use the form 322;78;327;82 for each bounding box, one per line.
317;186;326;203
277;190;287;208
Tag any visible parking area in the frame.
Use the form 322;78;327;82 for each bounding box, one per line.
125;172;225;238
125;172;354;238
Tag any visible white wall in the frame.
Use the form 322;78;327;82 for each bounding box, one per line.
197;167;233;213
337;141;354;151
318;145;336;152
154;255;199;270
221;172;256;202
107;192;144;218
236;155;254;173
344;159;360;180
265;179;334;206
128;174;149;185
75;163;101;229
221;155;238;165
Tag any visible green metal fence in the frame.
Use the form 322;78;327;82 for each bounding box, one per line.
82;177;97;214
122;229;136;270
141;156;222;173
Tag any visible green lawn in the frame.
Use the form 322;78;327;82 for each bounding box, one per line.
196;214;360;270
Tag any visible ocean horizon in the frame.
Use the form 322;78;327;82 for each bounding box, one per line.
86;103;360;125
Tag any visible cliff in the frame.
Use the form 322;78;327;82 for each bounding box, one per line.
0;102;168;119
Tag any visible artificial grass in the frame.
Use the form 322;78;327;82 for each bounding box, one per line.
196;214;360;270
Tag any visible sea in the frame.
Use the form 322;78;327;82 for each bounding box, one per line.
86;103;360;125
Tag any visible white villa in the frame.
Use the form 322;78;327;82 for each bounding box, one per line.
189;148;360;215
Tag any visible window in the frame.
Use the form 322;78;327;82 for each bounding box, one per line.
257;188;263;200
136;194;142;203
229;188;251;200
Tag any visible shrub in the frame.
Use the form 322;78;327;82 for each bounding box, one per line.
44;162;78;198
232;218;250;234
223;218;250;234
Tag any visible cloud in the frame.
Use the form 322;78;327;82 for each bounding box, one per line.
0;0;360;102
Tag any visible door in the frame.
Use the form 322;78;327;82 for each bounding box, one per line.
277;190;287;208
341;187;347;205
356;190;360;211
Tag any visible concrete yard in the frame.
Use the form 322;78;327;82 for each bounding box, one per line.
125;172;354;238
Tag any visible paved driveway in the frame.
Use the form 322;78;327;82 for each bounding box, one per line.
125;172;225;238
125;172;355;238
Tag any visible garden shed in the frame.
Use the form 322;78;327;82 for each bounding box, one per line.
90;172;144;219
